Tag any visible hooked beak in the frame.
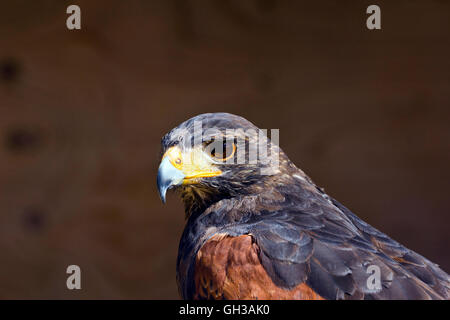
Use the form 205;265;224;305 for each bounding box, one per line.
157;156;185;203
157;146;223;204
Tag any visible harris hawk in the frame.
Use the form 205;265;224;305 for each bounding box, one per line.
157;113;450;300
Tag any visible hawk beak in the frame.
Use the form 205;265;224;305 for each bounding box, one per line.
157;146;222;203
157;156;185;203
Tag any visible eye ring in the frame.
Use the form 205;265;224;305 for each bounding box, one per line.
220;142;236;161
204;140;237;162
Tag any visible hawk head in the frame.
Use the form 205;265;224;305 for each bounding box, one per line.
157;113;295;216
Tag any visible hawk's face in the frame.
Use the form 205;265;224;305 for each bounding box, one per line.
157;113;286;214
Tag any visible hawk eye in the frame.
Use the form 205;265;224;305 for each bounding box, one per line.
203;139;236;162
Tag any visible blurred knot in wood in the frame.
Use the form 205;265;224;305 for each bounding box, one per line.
0;57;21;83
4;127;43;154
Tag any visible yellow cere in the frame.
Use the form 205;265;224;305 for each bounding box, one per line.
162;146;222;183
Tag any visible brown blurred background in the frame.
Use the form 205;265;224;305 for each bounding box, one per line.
0;0;449;299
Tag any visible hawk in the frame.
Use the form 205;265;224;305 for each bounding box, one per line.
157;113;449;300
